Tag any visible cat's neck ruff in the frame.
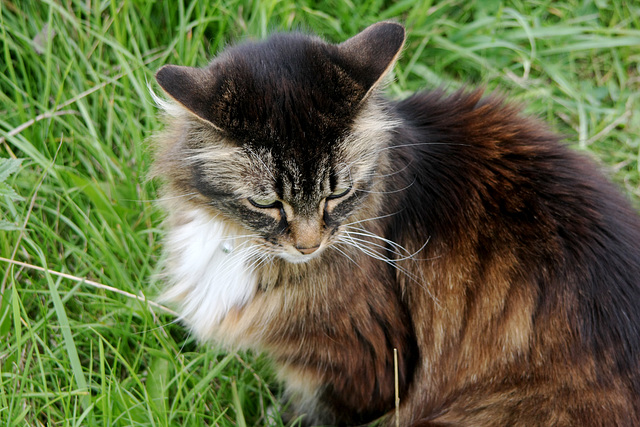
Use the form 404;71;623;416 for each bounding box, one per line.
160;208;259;340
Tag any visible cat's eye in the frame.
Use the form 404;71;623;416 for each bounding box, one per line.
248;197;279;209
328;186;351;200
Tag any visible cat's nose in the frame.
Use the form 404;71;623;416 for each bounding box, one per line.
296;245;320;255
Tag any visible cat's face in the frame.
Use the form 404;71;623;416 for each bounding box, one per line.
154;23;405;264
202;147;358;263
158;103;396;264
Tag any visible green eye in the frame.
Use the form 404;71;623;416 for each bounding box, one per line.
328;186;351;199
248;197;279;208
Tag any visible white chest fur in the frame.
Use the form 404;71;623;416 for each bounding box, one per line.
160;208;259;340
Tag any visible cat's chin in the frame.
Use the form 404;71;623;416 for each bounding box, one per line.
278;249;325;264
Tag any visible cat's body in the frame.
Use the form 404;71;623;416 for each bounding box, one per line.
152;22;640;426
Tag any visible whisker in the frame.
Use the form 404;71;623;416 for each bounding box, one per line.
179;330;194;355
343;210;404;227
339;235;393;264
375;159;414;178
145;192;200;203
341;142;423;171
242;255;263;277
136;316;184;335
337;235;441;308
341;232;406;258
216;243;258;275
124;192;202;204
251;253;272;272
343;140;472;174
343;227;412;255
218;233;262;242
330;242;359;265
247;248;272;271
355;176;416;195
345;227;433;261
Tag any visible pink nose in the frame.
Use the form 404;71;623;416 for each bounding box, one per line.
297;245;319;255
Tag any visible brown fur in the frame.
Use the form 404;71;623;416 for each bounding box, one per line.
151;23;640;426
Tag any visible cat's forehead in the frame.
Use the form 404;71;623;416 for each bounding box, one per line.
238;99;395;200
208;34;362;148
249;147;333;195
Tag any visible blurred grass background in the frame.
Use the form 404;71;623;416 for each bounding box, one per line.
1;0;639;425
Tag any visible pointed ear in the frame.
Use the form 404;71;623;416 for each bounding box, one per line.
337;22;405;96
155;65;220;127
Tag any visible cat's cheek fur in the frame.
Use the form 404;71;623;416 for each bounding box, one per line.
160;208;259;340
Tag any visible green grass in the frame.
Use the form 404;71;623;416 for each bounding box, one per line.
1;0;639;425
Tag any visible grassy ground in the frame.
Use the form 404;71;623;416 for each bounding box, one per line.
1;0;639;425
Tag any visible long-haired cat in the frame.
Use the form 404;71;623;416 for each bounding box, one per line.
151;22;640;426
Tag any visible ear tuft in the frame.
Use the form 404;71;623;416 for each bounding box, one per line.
155;65;217;125
337;22;405;94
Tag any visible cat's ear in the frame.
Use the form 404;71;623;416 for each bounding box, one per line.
155;65;222;129
337;22;405;99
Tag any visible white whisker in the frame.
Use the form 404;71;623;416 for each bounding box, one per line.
252;253;273;271
377;141;473;155
219;244;259;275
343;210;404;227
343;140;471;174
243;249;271;275
356;176;416;195
336;234;440;308
341;233;404;258
151;192;200;202
120;192;201;203
344;226;411;255
375;159;414;178
218;233;262;242
345;226;433;262
330;242;359;265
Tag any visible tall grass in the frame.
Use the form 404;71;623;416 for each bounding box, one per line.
1;0;638;425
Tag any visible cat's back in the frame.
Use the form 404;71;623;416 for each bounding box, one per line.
389;89;640;425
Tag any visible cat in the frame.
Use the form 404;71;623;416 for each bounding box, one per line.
151;22;640;426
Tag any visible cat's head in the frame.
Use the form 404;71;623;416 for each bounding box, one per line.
153;22;404;264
